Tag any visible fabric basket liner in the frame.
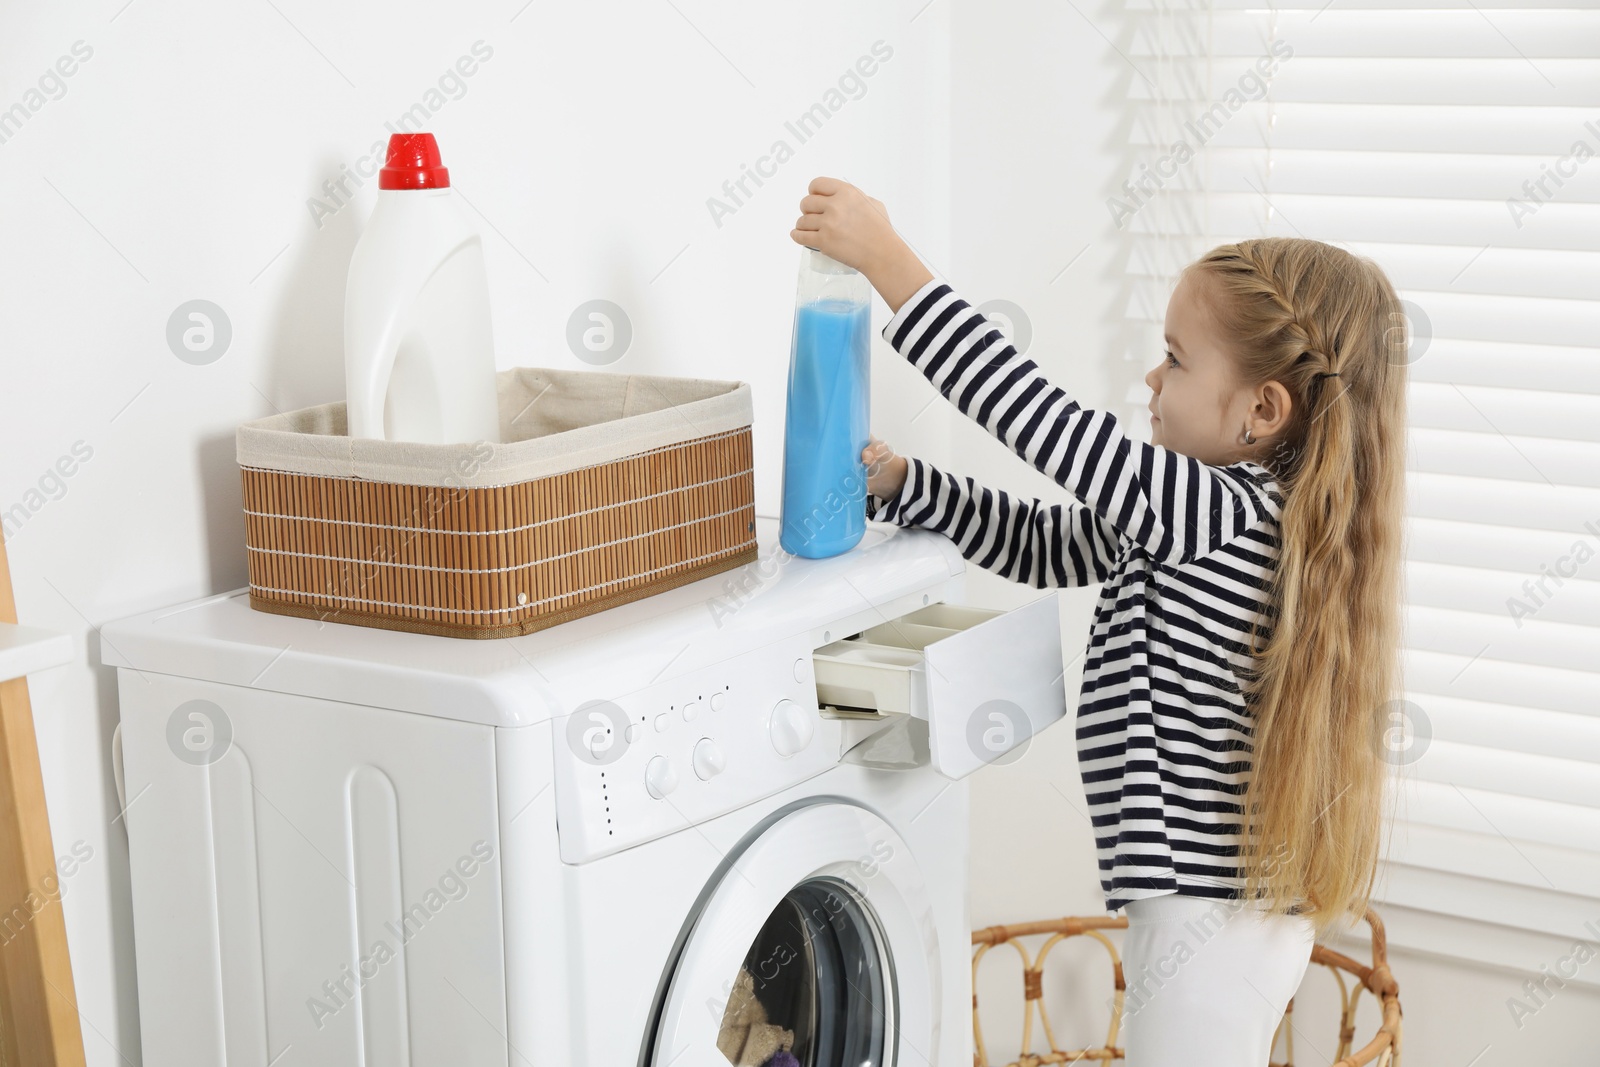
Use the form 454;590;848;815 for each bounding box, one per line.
237;366;754;487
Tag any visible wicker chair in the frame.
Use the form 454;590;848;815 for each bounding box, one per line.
969;907;1403;1066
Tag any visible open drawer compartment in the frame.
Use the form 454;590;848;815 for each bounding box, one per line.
813;596;1068;780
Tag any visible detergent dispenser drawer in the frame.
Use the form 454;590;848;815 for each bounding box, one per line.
812;595;1067;779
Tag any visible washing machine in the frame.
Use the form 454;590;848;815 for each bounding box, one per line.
102;515;1069;1067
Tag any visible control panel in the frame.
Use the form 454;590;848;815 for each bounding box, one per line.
550;635;838;864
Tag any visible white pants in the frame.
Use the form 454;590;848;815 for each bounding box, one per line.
1119;892;1316;1067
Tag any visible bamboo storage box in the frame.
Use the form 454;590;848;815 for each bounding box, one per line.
237;366;758;639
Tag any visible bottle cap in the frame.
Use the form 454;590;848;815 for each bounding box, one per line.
379;133;451;190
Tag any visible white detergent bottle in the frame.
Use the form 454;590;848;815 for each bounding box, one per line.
344;132;501;444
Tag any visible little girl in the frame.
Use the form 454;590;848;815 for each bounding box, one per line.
791;177;1406;1065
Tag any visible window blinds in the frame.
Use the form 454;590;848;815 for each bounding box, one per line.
1120;0;1600;979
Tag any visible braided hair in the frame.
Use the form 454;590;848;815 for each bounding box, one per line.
1178;237;1410;941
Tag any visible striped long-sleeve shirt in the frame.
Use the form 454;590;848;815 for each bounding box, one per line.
865;279;1287;913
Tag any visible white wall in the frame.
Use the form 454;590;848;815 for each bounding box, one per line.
0;2;950;1061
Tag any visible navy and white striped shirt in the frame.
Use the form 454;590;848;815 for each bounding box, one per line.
865;279;1286;913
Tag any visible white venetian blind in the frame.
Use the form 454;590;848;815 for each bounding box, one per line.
1119;0;1600;977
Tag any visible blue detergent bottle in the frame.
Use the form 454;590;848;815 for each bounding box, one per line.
779;248;872;559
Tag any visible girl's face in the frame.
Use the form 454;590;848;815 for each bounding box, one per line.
1145;270;1291;466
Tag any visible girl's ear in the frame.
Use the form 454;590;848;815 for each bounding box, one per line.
1252;379;1295;440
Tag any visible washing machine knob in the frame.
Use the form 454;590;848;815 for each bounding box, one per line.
692;738;726;781
769;699;815;757
644;755;679;800
710;691;727;713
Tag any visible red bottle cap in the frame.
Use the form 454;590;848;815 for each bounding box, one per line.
379;133;450;190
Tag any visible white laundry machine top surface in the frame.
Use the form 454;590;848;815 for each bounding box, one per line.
99;516;964;727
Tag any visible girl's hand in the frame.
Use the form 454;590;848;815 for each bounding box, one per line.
790;176;896;273
791;177;934;314
863;435;908;500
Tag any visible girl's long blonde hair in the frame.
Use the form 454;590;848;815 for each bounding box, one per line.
1182;237;1408;940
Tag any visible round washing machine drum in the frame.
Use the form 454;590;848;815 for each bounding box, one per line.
646;802;943;1067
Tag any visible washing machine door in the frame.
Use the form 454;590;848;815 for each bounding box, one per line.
648;802;940;1067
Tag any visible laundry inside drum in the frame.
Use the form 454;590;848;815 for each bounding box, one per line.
715;877;892;1067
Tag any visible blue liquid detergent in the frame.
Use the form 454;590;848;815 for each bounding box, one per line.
780;298;871;558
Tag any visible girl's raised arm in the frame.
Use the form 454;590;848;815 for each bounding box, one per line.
867;454;1122;588
882;279;1281;568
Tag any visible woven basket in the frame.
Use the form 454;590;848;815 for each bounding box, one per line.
237;366;759;639
970;906;1403;1067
